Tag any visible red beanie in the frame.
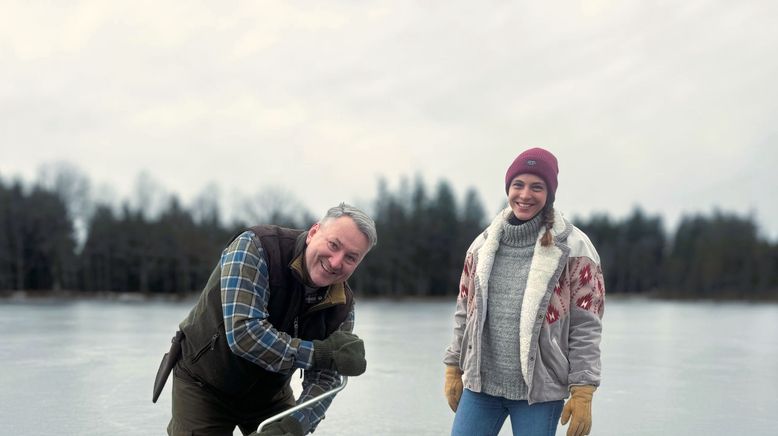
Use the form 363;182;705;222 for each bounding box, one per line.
504;147;559;198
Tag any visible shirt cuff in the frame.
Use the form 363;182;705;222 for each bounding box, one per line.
297;339;315;369
289;410;311;434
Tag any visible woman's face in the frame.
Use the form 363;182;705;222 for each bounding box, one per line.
507;173;548;221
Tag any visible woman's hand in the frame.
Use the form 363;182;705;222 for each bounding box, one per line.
560;385;596;436
444;365;464;412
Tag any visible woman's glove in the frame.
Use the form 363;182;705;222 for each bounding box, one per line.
250;416;303;436
444;365;464;412
312;331;367;376
560;385;596;436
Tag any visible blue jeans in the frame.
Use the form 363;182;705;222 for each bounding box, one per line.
451;389;563;436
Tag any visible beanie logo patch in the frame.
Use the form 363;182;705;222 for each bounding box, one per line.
526;159;537;166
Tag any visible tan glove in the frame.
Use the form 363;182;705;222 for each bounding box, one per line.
560;385;596;436
444;365;464;412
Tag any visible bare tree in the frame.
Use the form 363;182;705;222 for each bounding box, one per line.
130;170;170;220
190;182;222;227
35;161;92;249
236;186;312;229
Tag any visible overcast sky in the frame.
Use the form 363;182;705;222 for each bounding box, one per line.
2;1;777;238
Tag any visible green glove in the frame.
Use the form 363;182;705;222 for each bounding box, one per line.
250;416;304;436
312;330;367;376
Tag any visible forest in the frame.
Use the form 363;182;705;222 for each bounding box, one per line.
1;167;776;300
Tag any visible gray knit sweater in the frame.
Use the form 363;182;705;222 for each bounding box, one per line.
480;214;542;400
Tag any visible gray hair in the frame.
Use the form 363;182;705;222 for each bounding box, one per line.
320;202;378;249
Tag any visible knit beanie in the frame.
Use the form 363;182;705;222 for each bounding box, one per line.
504;147;559;199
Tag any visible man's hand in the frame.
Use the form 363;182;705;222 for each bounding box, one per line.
560;385;596;436
250;416;304;436
312;331;367;376
444;365;464;412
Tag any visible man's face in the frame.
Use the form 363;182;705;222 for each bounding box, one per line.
305;216;370;287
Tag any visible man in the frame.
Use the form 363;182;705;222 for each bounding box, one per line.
155;203;377;436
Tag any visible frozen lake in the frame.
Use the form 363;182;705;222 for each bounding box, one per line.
1;297;776;435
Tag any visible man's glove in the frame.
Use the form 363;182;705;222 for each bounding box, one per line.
444;365;464;412
250;416;304;436
312;331;367;376
560;385;596;436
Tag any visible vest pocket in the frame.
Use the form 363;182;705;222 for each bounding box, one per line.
190;333;219;364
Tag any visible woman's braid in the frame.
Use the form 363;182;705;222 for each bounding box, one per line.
540;205;555;247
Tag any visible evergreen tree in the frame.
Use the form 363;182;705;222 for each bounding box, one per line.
665;211;761;298
427;180;459;295
80;205;118;292
25;187;77;290
0;179;11;289
2;166;777;301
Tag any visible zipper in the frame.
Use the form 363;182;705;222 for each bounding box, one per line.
293;316;299;337
191;333;219;363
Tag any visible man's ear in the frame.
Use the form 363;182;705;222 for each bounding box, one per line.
306;222;320;244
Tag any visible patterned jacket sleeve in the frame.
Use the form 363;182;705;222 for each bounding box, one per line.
444;250;475;367
566;254;606;387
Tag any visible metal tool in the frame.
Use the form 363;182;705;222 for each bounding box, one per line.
255;376;349;432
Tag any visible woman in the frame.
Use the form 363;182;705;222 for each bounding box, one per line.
443;147;605;436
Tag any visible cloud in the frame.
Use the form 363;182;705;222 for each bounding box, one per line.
1;0;776;238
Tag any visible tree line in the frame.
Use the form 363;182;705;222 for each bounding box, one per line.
1;170;776;300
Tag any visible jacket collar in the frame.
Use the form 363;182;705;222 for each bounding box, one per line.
475;208;570;288
475;207;572;380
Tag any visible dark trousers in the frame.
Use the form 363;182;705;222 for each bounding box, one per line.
167;367;296;436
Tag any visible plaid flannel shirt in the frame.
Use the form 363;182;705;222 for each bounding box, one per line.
221;231;353;433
